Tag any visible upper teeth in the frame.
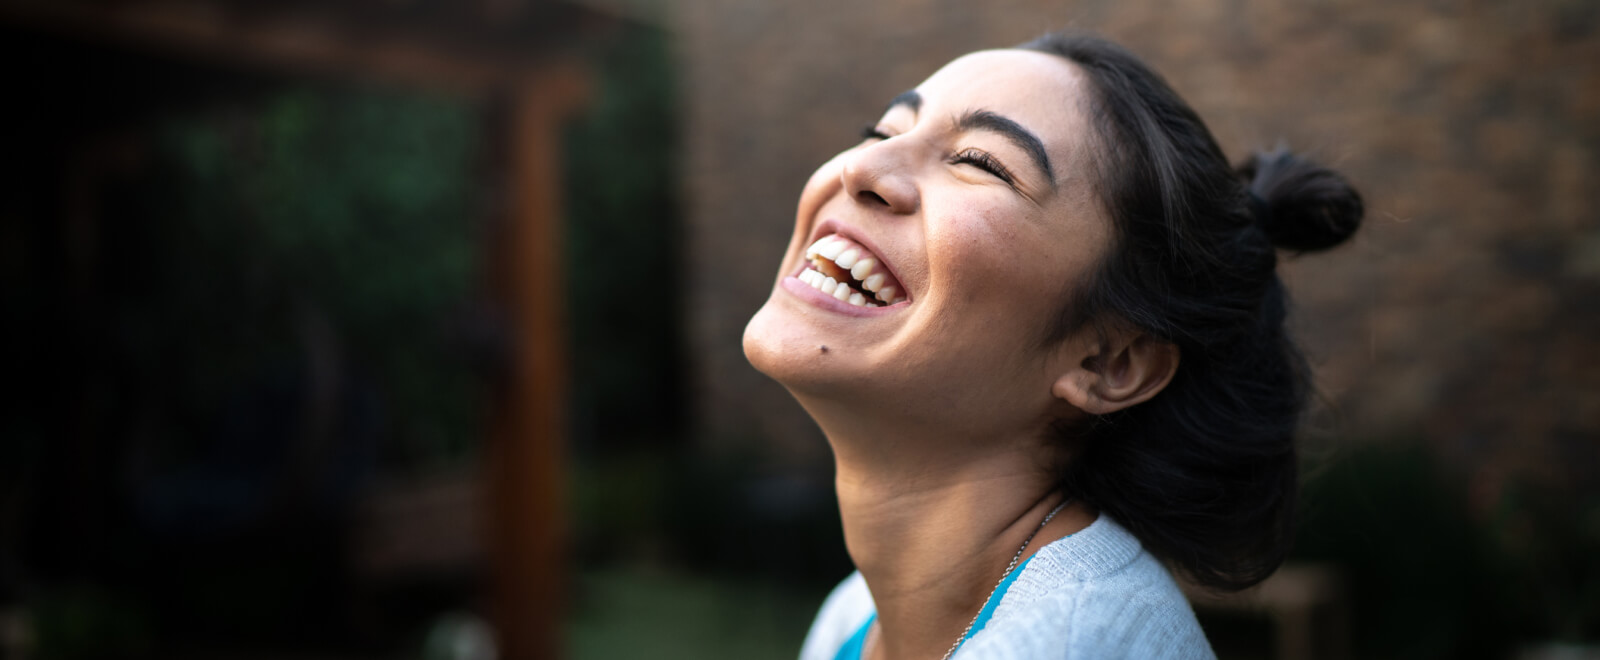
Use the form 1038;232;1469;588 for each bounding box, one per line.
801;235;907;306
834;249;860;269
814;239;847;261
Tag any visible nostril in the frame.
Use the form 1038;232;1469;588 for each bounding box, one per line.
857;190;889;206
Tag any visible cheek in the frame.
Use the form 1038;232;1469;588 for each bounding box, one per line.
930;202;1065;306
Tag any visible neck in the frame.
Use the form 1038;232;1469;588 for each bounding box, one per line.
815;407;1093;660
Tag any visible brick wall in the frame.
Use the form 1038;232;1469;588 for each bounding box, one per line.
671;0;1600;488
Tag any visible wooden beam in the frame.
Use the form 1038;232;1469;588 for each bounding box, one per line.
0;1;604;95
485;62;588;660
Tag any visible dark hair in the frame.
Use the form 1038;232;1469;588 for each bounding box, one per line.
1021;33;1363;591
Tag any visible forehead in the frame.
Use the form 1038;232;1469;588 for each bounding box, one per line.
912;49;1094;174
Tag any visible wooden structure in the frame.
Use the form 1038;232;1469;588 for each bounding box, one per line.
1;1;608;657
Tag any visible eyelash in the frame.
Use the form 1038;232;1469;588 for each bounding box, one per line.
858;125;1017;186
948;148;1016;185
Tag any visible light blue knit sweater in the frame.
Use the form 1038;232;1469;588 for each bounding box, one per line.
798;516;1216;660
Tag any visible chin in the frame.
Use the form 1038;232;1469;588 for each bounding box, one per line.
743;291;851;395
743;292;803;382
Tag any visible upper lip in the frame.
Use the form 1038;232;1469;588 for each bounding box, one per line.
803;219;910;302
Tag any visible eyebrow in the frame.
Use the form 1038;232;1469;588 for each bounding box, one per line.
885;89;922;113
956;109;1055;188
881;90;1056;191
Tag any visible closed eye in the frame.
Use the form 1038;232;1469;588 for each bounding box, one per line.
860;124;892;141
949;148;1016;186
859;125;1018;188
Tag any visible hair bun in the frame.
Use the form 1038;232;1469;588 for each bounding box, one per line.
1237;149;1363;252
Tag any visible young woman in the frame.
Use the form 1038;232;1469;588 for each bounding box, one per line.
743;32;1363;659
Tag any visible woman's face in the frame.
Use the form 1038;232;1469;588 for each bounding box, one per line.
743;49;1111;440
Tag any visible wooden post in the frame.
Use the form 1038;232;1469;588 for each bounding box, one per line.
486;63;588;660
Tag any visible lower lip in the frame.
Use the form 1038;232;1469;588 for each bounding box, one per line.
780;271;905;317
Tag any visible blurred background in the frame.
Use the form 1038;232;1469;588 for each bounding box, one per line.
0;0;1595;659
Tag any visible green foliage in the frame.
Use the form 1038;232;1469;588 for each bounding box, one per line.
1295;445;1505;658
569;568;824;660
1486;480;1600;643
1294;444;1600;658
562;26;685;452
31;586;154;660
134;86;487;468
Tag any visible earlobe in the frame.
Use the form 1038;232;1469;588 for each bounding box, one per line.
1051;369;1108;415
1052;334;1179;415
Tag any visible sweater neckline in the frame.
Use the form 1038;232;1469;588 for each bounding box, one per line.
983;514;1145;617
832;554;1040;660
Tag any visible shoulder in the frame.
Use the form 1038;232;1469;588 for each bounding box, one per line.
958;516;1216;660
799;571;876;660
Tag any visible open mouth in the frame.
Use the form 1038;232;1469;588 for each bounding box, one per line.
796;234;907;308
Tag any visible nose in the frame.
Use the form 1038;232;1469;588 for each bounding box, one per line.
840;139;921;215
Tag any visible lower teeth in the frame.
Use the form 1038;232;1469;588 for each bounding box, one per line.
802;268;882;307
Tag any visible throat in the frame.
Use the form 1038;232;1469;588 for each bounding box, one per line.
840;488;1076;660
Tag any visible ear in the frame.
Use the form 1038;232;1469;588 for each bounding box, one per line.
1051;331;1180;416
